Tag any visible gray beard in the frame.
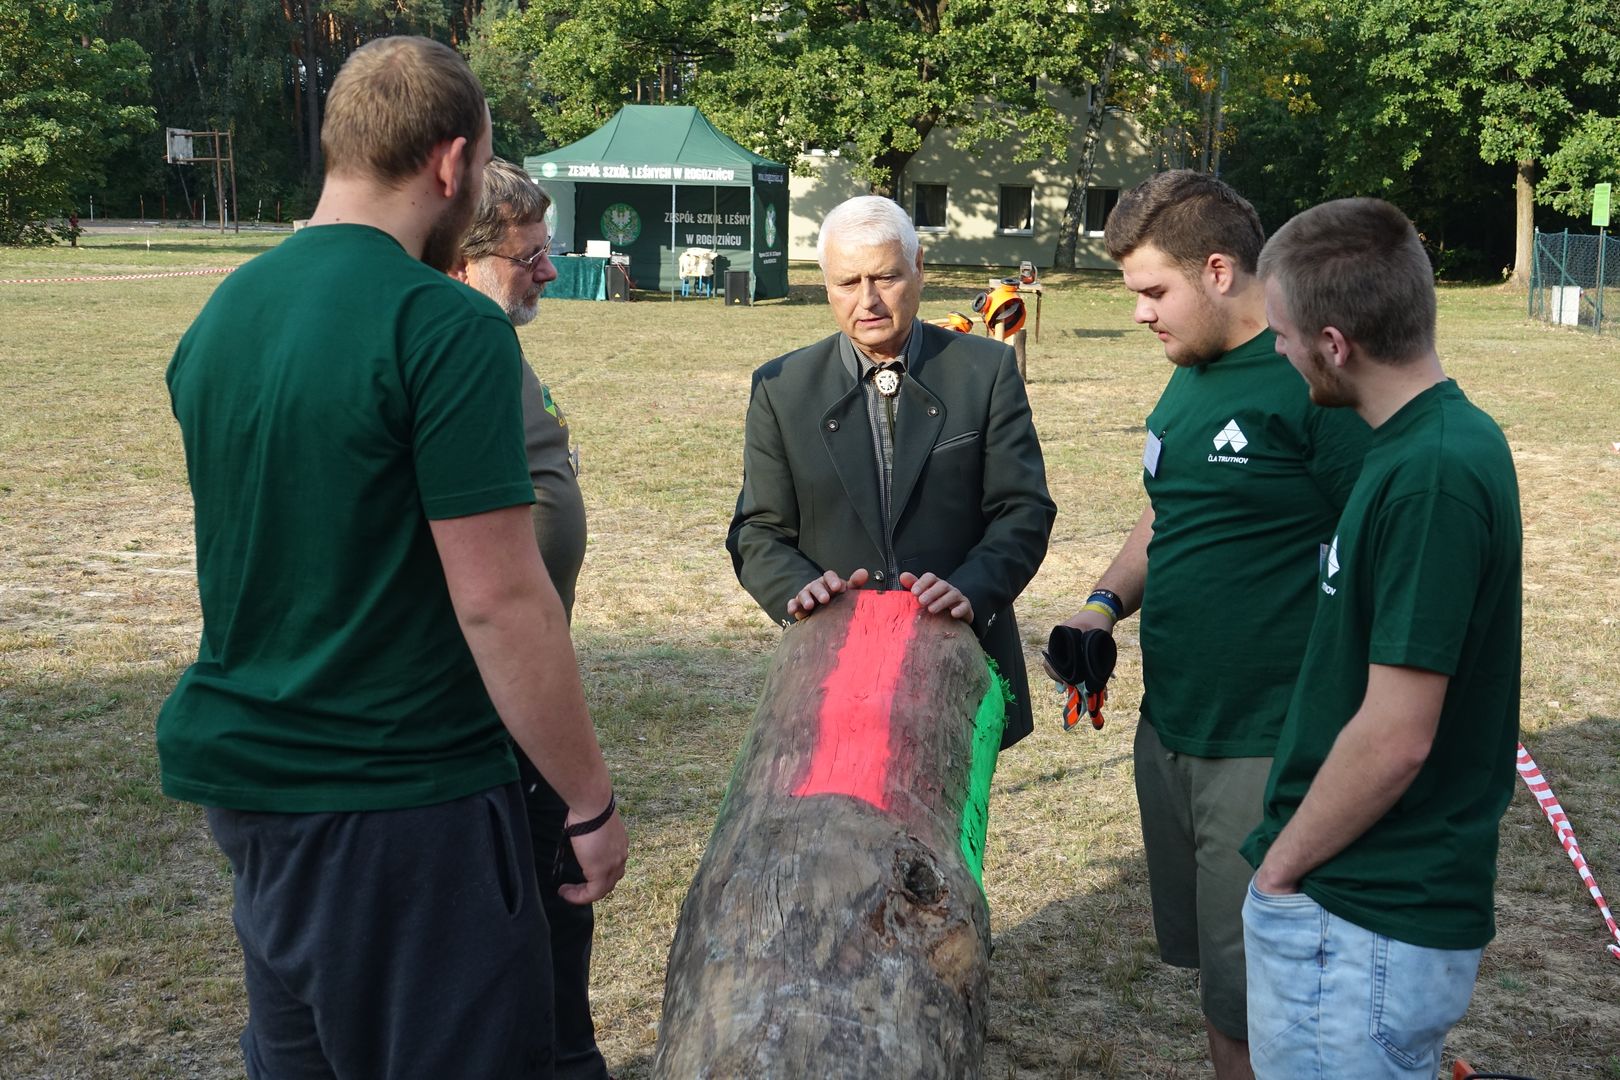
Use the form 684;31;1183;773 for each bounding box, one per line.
507;297;539;326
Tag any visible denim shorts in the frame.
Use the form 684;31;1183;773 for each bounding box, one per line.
1242;877;1482;1079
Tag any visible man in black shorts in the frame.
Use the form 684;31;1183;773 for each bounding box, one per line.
160;37;626;1079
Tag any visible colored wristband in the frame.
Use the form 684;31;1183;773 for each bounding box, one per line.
563;792;617;838
1085;589;1124;622
1079;601;1118;625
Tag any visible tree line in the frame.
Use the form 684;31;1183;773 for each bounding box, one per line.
4;0;1616;279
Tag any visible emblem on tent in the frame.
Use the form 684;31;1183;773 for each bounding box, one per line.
602;203;642;245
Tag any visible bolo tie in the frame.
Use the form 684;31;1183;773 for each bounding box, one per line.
873;365;902;398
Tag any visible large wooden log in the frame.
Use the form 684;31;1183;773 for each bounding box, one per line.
654;589;1007;1079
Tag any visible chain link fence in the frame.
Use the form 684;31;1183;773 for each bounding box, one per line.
1529;228;1618;334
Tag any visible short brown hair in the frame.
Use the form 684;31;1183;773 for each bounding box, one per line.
321;36;486;186
1104;170;1265;275
461;159;553;259
1258;198;1436;364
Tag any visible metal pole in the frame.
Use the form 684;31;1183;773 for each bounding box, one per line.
1529;227;1538;317
228;129;240;235
671;184;677;301
1597;227;1608;335
214;134;226;234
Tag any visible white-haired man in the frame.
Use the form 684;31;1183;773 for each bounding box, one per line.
726;194;1055;749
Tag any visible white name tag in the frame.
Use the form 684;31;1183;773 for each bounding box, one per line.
1143;430;1163;477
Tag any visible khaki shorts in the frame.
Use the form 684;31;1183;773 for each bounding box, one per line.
1134;718;1272;1040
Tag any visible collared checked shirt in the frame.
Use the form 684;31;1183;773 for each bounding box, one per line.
837;321;924;585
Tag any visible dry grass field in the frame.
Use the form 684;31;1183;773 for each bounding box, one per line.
2;226;1617;1079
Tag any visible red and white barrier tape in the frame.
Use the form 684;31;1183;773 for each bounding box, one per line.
0;267;236;285
1516;742;1620;961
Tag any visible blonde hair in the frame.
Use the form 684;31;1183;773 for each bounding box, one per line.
321;36;486;186
461;159;552;259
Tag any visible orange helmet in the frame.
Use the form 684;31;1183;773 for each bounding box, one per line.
972;280;1026;336
928;311;975;334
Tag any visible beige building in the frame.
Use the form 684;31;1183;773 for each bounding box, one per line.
789;93;1153;270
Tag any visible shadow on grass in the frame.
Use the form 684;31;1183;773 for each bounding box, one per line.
11;648;1616;1079
985;848;1210;1078
0;663;240;1080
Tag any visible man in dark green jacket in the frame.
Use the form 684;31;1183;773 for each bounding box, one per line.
726;195;1055;746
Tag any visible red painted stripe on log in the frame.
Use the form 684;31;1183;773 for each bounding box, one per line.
792;590;918;810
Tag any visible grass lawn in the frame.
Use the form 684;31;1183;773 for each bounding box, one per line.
2;225;1618;1078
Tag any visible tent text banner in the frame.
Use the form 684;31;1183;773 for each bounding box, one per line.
525;106;788;300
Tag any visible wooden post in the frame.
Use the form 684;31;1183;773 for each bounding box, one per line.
1013;329;1028;382
654;590;1005;1079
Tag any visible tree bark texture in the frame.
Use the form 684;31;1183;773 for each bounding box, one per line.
1513;159;1535;288
654;589;1006;1079
1054;49;1118;270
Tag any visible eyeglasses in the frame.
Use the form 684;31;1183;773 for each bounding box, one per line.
490;241;552;273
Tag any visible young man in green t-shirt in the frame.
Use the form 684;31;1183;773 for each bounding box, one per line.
1241;198;1521;1077
160;37;626;1079
1053;171;1370;1078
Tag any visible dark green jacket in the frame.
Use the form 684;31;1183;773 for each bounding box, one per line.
726;322;1056;746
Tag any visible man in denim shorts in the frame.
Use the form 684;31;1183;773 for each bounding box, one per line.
1054;171;1370;1077
1242;198;1522;1077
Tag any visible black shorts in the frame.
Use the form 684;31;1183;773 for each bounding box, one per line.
206;782;553;1080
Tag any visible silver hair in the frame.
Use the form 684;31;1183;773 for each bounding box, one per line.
816;195;919;268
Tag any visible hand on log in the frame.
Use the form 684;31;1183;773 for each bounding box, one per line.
898;571;972;622
788;567;870;620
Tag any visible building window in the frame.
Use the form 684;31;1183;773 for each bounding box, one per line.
998;186;1034;234
1084;187;1120;237
914;183;948;231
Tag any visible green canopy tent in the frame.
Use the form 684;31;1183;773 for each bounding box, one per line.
523;105;789;300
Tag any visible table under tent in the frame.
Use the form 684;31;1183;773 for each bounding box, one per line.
524;105;789;301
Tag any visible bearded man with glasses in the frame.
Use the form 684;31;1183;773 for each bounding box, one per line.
451;158;609;1080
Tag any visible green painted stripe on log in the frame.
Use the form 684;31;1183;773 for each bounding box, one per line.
958;658;1010;888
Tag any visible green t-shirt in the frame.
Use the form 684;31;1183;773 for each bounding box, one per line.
159;225;535;812
1242;380;1522;949
1140;329;1372;756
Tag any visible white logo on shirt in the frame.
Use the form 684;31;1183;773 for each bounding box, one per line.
1321;534;1340;595
1208;419;1250;464
1213;420;1248;452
